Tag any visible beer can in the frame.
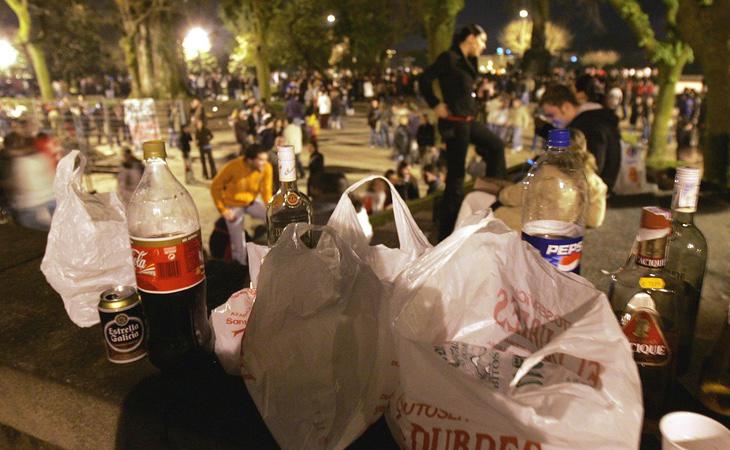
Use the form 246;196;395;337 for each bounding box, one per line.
98;286;148;364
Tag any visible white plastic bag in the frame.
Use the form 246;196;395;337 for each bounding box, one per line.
242;223;387;450
245;242;269;288
327;174;432;433
327;174;431;282
41;151;136;327
387;213;643;450
210;288;256;375
613;140;657;195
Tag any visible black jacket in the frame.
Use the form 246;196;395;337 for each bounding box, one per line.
308;152;324;176
417;123;435;147
419;45;480;117
569;107;622;189
395;179;420;201
536;106;622;189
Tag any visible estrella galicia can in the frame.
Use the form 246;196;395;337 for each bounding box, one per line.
98;286;148;364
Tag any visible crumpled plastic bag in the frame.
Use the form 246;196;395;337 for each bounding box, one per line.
245;242;269;289
327;174;431;282
386;212;643;450
211;288;256;375
41;150;136;327
326;174;433;434
242;223;387;449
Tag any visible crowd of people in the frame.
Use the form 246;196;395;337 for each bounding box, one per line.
0;30;708;259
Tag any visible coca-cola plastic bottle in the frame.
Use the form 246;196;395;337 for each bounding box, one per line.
127;140;211;370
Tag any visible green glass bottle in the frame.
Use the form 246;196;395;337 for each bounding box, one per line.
666;167;708;375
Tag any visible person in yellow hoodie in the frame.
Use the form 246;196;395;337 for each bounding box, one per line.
211;144;273;265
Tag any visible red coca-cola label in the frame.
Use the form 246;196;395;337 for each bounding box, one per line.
622;308;671;366
130;230;205;293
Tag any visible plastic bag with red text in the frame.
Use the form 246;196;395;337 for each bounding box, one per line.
386;213;642;450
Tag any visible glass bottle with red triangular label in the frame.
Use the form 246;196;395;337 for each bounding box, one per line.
608;206;690;432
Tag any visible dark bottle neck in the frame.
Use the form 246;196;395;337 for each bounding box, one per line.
671;209;695;225
278;180;298;192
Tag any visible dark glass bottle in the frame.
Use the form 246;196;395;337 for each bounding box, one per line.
665;167;707;374
608;207;689;429
266;145;312;246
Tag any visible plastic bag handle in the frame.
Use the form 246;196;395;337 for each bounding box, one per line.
400;213;494;288
328;174;430;253
507;296;619;407
275;222;366;270
53;150;86;203
277;222;342;250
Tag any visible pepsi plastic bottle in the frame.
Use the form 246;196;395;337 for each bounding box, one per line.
521;129;588;274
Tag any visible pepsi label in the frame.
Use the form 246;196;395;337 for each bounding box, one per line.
522;233;583;274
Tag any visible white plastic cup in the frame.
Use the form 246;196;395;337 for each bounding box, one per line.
659;411;730;450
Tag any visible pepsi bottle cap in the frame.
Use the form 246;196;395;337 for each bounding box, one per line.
548;129;570;148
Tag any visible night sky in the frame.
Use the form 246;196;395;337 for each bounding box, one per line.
397;0;675;68
0;0;686;70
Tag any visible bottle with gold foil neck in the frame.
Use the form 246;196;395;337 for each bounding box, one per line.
608;206;689;432
266;145;313;246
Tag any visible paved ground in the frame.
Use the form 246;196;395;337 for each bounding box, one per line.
4;105;729;449
86;107;532;250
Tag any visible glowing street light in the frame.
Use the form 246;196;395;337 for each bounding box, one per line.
182;27;211;60
326;14;336;24
519;9;529;18
0;39;19;71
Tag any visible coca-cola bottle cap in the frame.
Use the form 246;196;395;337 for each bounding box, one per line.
143;140;167;159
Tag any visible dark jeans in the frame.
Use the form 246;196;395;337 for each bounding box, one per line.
199;144;217;179
437;119;505;241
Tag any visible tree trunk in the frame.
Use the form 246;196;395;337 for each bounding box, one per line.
24;41;53;100
120;35;140;98
136;22;155;98
251;1;271;102
700;63;730;188
254;44;271;102
531;0;548;49
425;16;454;63
647;48;691;162
423;0;464;63
676;0;730;188
4;0;53;100
522;0;550;75
149;12;189;99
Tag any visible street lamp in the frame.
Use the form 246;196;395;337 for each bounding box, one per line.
326;14;336;24
519;9;528;18
182;27;211;61
0;39;18;71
